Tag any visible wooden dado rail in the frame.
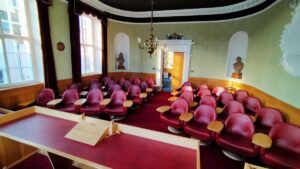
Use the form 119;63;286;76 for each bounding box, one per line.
0;74;101;110
189;77;300;126
108;72;156;80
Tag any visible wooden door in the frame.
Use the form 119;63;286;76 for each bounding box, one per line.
171;52;184;90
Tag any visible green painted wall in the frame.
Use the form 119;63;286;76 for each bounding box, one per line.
48;0;72;80
107;1;300;108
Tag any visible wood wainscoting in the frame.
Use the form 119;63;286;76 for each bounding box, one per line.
108;72;155;81
189;77;300;126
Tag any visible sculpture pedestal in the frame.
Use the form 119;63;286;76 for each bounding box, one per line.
231;72;242;79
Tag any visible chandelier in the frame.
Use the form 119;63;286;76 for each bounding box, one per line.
138;0;158;55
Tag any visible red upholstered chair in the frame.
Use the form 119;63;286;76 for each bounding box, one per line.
179;86;193;95
176;81;192;91
217;91;234;107
127;85;142;106
131;77;141;85
107;84;122;97
200;95;217;108
102;90;132;120
121;80;132;93
255;107;284;134
139;81;148;93
90;79;99;84
216;113;259;159
89;82;101;90
218;100;245;122
184;105;217;144
198;84;208;89
234;90;248;104
79;88;103;115
196;88;212;102
101;76;110;86
104;79;116;91
260;123;300;169
70;83;82;93
160;98;189;133
52;89;79;113
245;96;261;115
116;77;125;86
145;78;155;88
180;91;197;109
212;86;225;98
36;88;55;107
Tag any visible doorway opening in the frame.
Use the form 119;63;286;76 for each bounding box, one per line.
163;52;184;91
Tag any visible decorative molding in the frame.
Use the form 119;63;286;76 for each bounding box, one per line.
81;0;267;18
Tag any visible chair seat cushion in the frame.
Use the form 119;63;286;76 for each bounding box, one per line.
132;97;142;105
80;104;101;115
160;113;181;128
56;104;77;113
262;146;300;169
217;132;257;157
184;122;213;141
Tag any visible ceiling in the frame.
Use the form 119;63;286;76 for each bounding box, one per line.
81;0;279;22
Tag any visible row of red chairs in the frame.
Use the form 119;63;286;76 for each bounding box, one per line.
159;82;300;169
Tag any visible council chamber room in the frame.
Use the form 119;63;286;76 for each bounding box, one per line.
0;0;299;169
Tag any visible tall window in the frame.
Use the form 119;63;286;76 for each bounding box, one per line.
0;0;42;87
79;14;102;75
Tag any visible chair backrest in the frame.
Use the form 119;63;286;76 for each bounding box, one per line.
105;79;116;89
108;84;122;97
70;83;82;92
180;86;193;95
62;89;79;104
223;100;245;116
200;95;216;108
128;85;141;97
212;86;225;97
197;84;208;90
110;90;126;106
139;81;148;92
269;123;300;154
234;90;248;103
197;88;211;98
117;77;125;86
90;79;99;84
256;107;284;128
86;88;103;104
37;88;55;106
245;96;261;115
101;76;110;85
225;113;254;138
171;98;189;115
193;105;217;125
182;81;192;87
131;77;141;85
180;91;194;105
218;91;234;106
122;80;132;92
89;82;101;90
146;78;155;88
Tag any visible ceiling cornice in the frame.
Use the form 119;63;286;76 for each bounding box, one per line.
79;0;279;22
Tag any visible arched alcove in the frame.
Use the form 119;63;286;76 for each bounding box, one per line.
114;33;129;70
226;31;248;78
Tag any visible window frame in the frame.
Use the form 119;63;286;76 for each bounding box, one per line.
0;0;40;88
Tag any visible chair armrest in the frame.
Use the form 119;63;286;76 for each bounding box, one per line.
100;99;111;106
146;88;153;93
168;96;178;102
190;102;198;108
47;99;63;106
207;121;224;133
103;92;108;97
123;100;133;108
140;93;147;99
179;112;193;122
252;133;272;148
74;99;87;106
216;107;223;114
156;106;171;114
101;86;105;89
79;91;88;97
17;99;35;108
0;108;13;114
171;91;179;96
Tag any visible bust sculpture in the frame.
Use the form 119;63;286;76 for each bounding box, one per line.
231;56;244;79
117;52;125;69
